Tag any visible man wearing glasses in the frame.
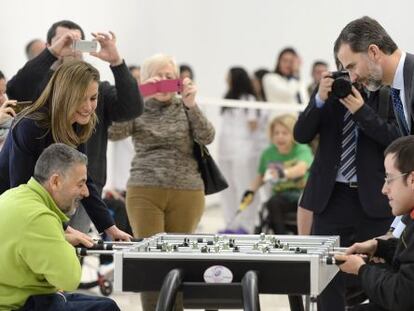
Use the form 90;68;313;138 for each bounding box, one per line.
336;135;414;311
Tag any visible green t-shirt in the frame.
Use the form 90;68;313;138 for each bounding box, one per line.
258;143;313;193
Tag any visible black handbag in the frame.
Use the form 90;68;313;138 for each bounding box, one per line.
192;139;229;195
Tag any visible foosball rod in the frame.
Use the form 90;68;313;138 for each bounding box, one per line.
76;248;115;256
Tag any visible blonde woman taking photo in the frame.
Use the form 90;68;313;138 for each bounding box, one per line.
109;53;215;310
0;60;131;243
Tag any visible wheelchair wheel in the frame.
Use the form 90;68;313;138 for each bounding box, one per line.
100;279;113;296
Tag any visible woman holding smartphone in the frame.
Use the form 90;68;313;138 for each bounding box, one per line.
108;53;215;311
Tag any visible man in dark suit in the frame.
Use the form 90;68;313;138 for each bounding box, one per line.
335;16;414;241
294;70;400;309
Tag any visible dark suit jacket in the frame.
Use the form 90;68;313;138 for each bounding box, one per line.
294;90;401;218
403;53;414;134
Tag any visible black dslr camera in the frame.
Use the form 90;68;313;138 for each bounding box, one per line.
330;71;352;99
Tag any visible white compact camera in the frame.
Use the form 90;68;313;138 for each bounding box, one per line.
72;40;98;53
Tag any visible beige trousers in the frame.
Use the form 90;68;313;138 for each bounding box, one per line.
126;186;205;311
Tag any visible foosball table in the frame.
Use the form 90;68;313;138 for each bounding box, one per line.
79;233;344;311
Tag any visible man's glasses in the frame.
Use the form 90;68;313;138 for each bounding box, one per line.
384;172;409;185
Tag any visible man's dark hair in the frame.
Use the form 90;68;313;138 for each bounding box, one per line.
47;20;85;44
334;16;398;57
384;136;414;182
34;143;88;184
179;64;194;80
128;65;140;72
312;61;328;71
0;70;4;80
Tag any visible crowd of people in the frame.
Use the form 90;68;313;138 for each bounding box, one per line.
0;15;414;311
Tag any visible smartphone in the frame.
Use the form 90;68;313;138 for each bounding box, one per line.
139;83;158;97
72;40;98;53
139;79;183;97
157;79;183;93
12;101;32;114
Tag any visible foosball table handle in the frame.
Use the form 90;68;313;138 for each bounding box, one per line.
241;270;261;311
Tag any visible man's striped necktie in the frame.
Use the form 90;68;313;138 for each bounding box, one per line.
339;110;357;180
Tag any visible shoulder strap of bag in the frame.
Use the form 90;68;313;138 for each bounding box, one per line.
183;105;208;156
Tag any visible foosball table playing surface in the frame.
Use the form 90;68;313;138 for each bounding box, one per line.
80;233;343;310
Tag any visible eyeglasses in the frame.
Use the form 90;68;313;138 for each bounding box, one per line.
384;172;409;185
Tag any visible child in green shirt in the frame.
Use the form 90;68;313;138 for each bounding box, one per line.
241;114;313;233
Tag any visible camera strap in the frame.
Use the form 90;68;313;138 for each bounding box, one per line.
378;86;390;120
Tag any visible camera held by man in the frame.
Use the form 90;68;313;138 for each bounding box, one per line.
330;70;352;99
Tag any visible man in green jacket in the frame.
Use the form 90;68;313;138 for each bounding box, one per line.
0;143;119;311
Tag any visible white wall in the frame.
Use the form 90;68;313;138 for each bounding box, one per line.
0;0;410;98
0;0;411;195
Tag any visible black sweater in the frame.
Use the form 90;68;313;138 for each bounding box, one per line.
358;216;414;311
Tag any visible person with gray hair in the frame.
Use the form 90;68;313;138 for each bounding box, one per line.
34;142;88;185
25;38;46;60
0;143;120;311
109;53;215;311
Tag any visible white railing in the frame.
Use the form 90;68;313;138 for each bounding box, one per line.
106;97;307;207
197;97;305;113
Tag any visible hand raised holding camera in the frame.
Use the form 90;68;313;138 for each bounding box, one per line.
90;31;122;67
49;31;81;59
140;76;162;100
339;86;364;114
317;71;334;102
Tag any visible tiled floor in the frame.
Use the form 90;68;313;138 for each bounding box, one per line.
79;204;291;310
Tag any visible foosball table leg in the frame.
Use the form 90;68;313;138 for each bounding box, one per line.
155;269;183;311
241;270;261;311
288;295;305;311
309;296;318;311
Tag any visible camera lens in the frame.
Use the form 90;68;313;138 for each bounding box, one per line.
332;77;352;98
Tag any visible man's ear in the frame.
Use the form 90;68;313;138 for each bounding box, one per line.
367;44;381;61
409;171;414;190
48;173;61;192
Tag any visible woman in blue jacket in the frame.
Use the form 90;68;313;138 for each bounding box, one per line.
0;60;130;241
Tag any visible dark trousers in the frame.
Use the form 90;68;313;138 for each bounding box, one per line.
18;293;120;311
312;183;393;311
266;190;300;234
351;303;388;311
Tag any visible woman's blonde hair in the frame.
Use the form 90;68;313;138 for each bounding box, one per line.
140;53;179;82
268;114;297;140
15;60;100;147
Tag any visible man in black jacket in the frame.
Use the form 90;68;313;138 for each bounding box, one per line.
335;16;414;238
294;71;400;310
336;135;414;311
6;20;143;239
7;20;143;194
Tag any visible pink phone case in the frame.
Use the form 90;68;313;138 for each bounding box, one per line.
139;83;158;97
157;79;183;93
139;79;183;97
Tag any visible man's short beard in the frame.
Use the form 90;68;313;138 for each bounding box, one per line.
365;78;382;92
63;199;81;216
65;208;76;217
365;60;383;92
